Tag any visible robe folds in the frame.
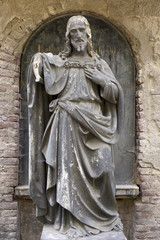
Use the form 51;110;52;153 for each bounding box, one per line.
27;52;124;236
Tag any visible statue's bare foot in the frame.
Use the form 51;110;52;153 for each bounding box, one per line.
67;228;82;239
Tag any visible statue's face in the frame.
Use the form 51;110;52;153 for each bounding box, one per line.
69;20;88;53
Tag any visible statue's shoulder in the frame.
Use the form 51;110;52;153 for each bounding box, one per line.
98;57;110;69
33;52;65;67
43;53;65;67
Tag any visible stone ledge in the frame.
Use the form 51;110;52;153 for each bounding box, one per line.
116;184;139;198
14;184;139;199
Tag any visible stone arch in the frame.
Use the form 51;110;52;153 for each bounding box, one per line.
18;13;138;186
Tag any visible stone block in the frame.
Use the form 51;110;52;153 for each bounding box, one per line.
41;225;127;240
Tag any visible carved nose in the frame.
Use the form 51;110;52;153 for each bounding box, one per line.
77;30;81;37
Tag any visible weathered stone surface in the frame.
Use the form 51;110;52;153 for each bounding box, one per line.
41;225;127;240
20;14;135;187
0;0;160;240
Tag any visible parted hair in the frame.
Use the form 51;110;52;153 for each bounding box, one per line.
59;15;98;59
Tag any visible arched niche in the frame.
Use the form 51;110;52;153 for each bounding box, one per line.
19;14;135;186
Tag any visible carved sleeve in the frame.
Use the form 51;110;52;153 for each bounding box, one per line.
99;59;119;104
32;53;44;84
100;81;118;104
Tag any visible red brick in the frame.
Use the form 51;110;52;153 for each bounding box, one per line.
7;116;19;122
12;107;20;115
140;182;151;190
13;93;19;100
142;190;156;197
0;52;17;63
136;77;144;85
136;98;143;104
136;105;143;112
1;210;17;217
13;100;19;107
135;203;153;212
0;202;17;210
135;211;151;219
0;195;13;202
150;197;160;204
136;111;145;118
135;231;160;238
12;85;19;93
138;161;152;168
0;122;19;129
13;51;21;59
150;226;160;231
141;196;151;203
1;165;18;173
2;151;18;158
0;187;14;195
0;179;18;187
136;90;143;98
0;68;19;78
136;225;149;232
0;158;18;165
0;173;18;179
0;86;7;92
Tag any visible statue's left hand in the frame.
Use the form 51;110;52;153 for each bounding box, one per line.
84;67;110;88
33;54;43;83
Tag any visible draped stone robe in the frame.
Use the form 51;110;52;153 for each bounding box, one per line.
27;52;124;236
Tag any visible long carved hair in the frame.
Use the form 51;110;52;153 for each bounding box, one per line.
59;15;98;59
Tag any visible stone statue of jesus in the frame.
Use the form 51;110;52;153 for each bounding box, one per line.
27;15;124;239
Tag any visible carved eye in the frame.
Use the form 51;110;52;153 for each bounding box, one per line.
70;29;77;34
79;28;85;32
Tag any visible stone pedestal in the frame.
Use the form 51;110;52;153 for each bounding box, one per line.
40;225;127;240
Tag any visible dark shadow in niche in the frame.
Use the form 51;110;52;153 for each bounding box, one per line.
19;14;136;185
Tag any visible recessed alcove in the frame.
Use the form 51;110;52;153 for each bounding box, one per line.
17;14;138;197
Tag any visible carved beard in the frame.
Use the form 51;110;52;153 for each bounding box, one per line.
71;38;88;53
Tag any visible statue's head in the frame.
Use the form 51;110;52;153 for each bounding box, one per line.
59;15;97;59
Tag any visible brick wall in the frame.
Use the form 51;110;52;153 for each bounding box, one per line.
0;1;160;240
0;51;20;239
134;63;160;239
